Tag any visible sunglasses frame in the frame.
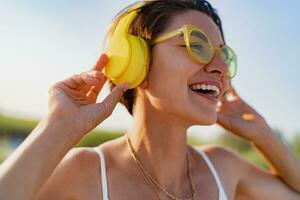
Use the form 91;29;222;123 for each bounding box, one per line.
152;24;237;79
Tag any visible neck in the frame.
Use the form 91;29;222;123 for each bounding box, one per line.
126;98;192;192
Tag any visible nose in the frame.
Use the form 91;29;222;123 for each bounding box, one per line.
204;50;229;79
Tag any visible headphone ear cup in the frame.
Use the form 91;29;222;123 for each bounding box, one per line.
131;37;149;88
112;35;149;88
103;6;150;89
103;32;131;79
103;12;137;80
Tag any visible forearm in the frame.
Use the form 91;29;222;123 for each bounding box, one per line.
252;124;300;193
0;114;80;200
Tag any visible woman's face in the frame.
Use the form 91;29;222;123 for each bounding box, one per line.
141;10;230;126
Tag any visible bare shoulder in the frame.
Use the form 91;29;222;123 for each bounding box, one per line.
196;144;249;169
65;147;100;167
194;145;250;198
195;145;300;200
198;144;266;176
36;147;101;200
194;145;248;177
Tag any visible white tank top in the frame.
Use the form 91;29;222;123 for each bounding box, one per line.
93;147;228;200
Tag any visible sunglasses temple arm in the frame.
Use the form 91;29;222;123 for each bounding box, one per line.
152;29;183;44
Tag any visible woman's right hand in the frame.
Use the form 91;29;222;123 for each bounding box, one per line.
47;53;129;139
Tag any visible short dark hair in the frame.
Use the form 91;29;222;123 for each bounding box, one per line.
106;0;225;115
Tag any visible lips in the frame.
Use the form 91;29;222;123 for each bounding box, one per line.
189;81;222;95
188;80;223;100
191;89;218;104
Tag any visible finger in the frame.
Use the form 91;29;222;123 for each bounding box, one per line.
93;53;109;71
227;82;239;98
54;83;85;100
81;72;101;86
85;71;106;87
230;87;239;98
86;70;106;80
216;100;223;110
224;92;238;103
61;72;100;93
86;71;107;92
86;77;107;101
62;70;104;89
219;82;238;103
78;83;129;131
60;73;95;90
49;83;66;97
85;71;107;101
93;83;129;119
219;90;228;102
60;74;83;89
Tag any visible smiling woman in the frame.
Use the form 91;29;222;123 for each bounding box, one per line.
0;1;300;200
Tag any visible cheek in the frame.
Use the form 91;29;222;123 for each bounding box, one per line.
147;45;218;125
145;47;189;112
148;46;192;98
150;45;197;81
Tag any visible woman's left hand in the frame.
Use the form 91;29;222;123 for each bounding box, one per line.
216;83;271;141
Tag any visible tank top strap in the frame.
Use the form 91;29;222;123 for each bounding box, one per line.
93;148;109;200
193;147;228;200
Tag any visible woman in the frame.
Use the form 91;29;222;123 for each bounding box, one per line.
0;0;300;199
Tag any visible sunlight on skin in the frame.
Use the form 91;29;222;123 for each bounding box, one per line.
242;113;256;121
225;93;238;102
225;90;256;121
216;96;256;121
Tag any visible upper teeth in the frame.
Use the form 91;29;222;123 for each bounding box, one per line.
190;84;220;97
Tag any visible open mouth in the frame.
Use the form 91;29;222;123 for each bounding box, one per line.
189;83;220;98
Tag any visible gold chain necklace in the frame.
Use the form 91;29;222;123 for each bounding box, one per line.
126;135;197;200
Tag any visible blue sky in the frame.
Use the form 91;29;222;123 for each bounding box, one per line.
0;1;299;140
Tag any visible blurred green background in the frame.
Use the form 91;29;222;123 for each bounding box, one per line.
1;113;299;170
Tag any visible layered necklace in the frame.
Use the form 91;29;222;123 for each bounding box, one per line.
126;135;197;200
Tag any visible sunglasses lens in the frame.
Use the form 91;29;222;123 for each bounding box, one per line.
185;28;237;79
189;30;213;63
220;46;237;78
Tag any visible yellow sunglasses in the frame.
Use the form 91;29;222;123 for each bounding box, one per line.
153;24;237;79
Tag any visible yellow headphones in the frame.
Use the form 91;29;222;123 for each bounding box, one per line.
102;2;149;89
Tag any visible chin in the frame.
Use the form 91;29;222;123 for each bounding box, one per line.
190;112;218;126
